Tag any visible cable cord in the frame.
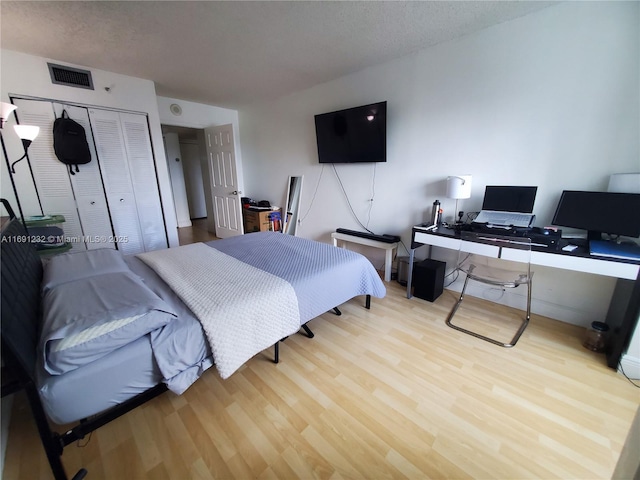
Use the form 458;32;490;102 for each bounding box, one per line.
366;163;377;229
444;268;460;288
618;361;640;388
331;164;375;234
299;164;325;223
398;240;410;257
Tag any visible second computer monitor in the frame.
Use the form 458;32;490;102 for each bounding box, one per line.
482;186;538;213
552;190;640;239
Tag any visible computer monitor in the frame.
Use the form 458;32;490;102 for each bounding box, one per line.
482;186;538;213
552;190;640;240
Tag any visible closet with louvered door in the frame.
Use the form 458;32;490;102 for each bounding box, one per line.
118;112;167;251
53;103;115;250
88;109;167;254
11;99;111;252
10;98;167;254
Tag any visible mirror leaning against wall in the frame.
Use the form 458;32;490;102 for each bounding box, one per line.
283;176;303;235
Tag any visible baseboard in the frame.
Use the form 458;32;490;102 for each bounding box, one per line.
619;353;640;380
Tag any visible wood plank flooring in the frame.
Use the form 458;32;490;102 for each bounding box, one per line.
177;218;219;245
4;262;640;478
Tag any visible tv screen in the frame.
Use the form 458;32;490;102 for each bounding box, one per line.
552;190;640;239
314;101;387;164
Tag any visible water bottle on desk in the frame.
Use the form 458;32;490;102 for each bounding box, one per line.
431;200;441;227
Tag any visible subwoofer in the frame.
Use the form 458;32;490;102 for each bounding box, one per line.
413;259;445;302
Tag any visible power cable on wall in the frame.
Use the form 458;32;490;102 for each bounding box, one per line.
365;163;377;230
299;164;325;223
332;163;377;234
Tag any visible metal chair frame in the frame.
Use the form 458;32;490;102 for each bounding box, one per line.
445;232;533;348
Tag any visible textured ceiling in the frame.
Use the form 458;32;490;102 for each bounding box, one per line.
1;1;556;109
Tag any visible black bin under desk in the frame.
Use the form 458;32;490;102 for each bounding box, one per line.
413;259;445;302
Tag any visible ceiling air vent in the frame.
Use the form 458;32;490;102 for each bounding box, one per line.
47;63;94;90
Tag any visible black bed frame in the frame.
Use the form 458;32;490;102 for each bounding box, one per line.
1;201;375;479
0;207;174;480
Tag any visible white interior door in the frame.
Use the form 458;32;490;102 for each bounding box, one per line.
119;112;168;251
89;109;167;254
204;124;243;238
89;108;144;254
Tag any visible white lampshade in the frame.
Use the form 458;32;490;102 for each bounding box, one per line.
0;102;17;119
446;175;472;199
0;102;17;127
608;173;640;193
13;124;40;141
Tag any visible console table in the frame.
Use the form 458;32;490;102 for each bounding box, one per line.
408;224;640;369
331;232;398;282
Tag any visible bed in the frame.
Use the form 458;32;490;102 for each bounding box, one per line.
1;209;385;480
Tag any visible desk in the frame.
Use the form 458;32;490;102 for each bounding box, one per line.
407;226;640;298
331;232;398;282
407;225;640;368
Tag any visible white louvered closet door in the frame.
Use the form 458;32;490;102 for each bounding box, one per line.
89;108;145;255
52;104;115;250
119;113;167;251
12;99;86;252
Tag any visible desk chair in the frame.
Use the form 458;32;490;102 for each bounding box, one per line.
445;231;533;347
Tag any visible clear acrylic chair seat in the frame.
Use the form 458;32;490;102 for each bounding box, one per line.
445;231;533;348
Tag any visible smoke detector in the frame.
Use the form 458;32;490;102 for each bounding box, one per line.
169;104;182;116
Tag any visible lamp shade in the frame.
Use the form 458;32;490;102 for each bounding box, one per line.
0;102;17;121
446;175;472;199
0;102;17;128
13;124;40;142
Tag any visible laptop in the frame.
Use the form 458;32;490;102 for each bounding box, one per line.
473;186;538;228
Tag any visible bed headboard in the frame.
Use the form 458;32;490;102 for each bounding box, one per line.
1;216;44;382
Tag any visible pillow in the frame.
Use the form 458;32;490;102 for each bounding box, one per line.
41;271;177;375
42;248;130;293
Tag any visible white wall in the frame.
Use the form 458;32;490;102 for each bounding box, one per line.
0;49;179;247
237;2;639;329
163;132;192;228
180;140;208;219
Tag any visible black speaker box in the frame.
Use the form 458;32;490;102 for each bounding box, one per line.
413;259;445;302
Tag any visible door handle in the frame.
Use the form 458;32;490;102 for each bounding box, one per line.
231;190;242;195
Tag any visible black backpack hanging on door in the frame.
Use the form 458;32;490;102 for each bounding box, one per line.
53;110;91;175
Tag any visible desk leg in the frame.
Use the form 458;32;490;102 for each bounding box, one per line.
384;248;394;282
407;248;415;299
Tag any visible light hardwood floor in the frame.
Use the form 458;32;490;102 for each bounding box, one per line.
4;243;640;479
178;218;219;245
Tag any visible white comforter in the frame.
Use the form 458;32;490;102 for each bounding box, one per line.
138;243;300;379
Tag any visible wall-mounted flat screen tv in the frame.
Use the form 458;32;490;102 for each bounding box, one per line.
314;101;387;164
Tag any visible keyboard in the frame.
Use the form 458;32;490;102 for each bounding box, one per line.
335;228;400;243
474;211;534;228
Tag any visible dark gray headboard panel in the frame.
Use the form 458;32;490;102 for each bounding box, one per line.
1;218;43;381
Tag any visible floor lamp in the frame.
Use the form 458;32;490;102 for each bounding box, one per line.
1;101;40;228
446;175;472;225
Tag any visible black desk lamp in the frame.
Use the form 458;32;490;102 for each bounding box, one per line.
1;101;41;228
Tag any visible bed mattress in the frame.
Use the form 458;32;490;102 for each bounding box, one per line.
36;232;384;424
37;253;213;424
